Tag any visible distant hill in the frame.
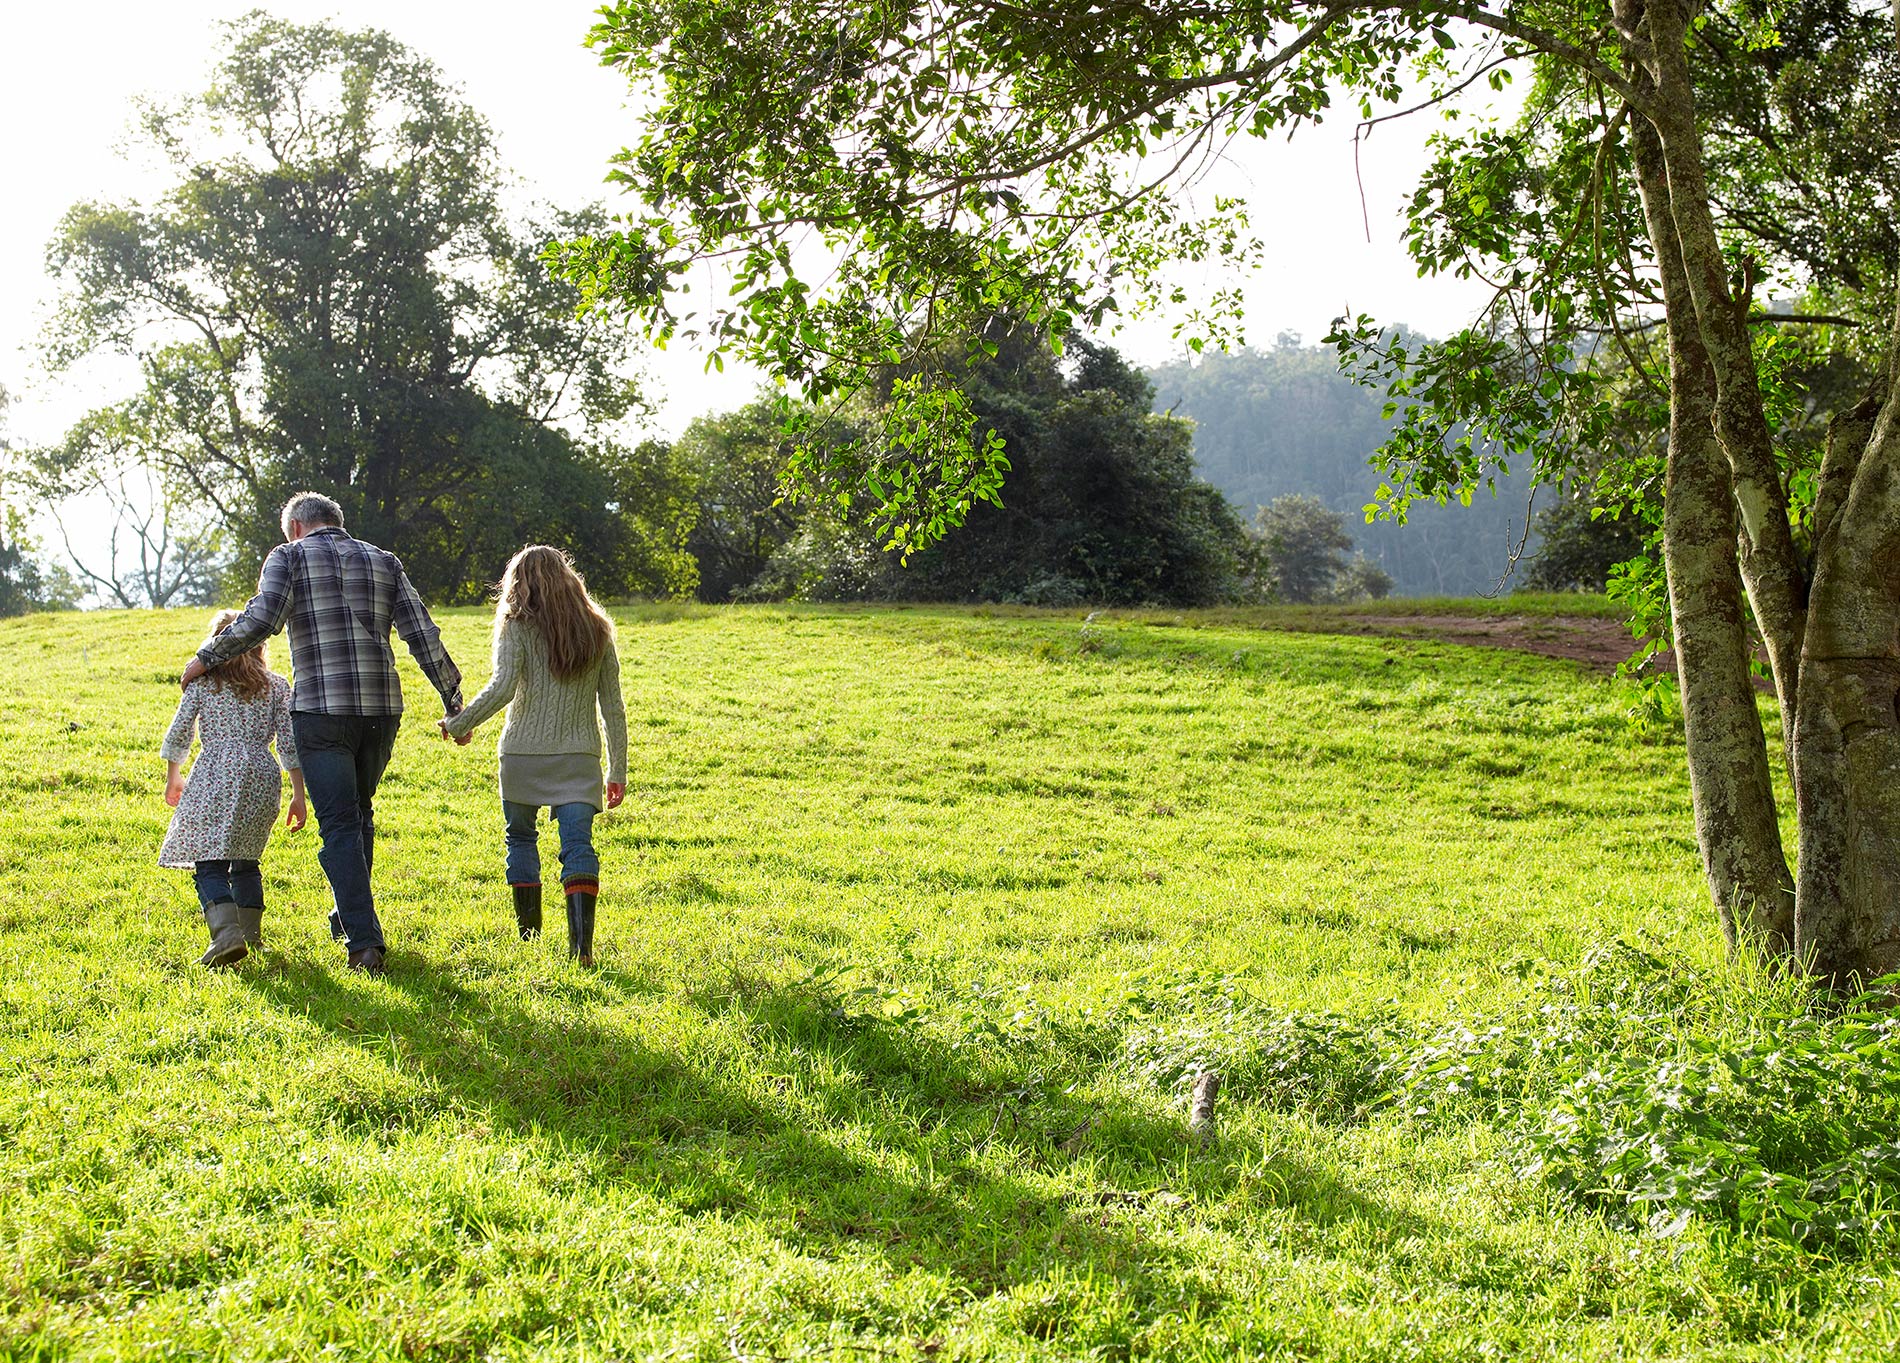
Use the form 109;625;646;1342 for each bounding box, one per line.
1148;341;1544;597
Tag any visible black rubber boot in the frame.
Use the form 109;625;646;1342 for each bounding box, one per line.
200;901;249;968
236;905;265;949
511;884;543;940
564;889;597;967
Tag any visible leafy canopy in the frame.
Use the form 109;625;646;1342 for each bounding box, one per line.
1331;0;1896;533
560;2;1894;573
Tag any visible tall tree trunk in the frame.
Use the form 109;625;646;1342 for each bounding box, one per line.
1625;84;1796;954
1792;289;1900;984
1640;0;1809;766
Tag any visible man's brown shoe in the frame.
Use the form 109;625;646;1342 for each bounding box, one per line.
346;945;386;977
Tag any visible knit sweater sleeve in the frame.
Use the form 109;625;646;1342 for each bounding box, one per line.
160;683;202;764
597;637;628;785
444;620;522;738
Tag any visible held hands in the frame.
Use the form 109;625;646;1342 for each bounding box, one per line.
437;717;473;746
284;795;308;832
606;782;625;810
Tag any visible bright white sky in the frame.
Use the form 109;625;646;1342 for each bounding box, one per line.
1;1;1502;560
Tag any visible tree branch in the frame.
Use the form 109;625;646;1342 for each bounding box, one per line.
1460;7;1651;115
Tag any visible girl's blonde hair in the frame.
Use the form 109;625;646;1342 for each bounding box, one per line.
203;609;271;701
495;546;613;680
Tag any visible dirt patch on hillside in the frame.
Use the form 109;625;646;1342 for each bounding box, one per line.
1318;613;1660;677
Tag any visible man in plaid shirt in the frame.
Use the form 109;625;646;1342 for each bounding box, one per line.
183;492;465;975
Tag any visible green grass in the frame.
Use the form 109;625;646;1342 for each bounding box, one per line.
798;592;1630;638
1;602;1893;1360
1075;590;1630;627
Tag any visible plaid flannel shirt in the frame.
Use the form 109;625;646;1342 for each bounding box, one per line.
198;527;463;717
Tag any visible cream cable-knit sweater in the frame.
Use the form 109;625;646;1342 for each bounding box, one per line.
444;617;628;784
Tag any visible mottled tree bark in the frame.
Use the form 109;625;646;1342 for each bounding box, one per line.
1640;0;1809;764
1792;291;1900;983
1624;68;1796;955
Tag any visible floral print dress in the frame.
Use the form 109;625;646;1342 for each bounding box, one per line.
158;675;300;867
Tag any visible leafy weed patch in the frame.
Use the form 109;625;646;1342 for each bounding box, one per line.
1113;943;1900;1251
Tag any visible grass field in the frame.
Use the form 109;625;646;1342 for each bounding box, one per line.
2;602;1895;1361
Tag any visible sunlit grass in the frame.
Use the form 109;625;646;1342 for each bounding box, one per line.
1;602;1891;1360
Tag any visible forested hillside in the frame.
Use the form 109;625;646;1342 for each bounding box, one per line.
1150;342;1545;597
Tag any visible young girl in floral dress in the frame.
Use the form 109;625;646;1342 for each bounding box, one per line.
160;609;307;967
441;545;627;966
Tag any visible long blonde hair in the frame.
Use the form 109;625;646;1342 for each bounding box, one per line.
495;545;613;680
203;609;271;701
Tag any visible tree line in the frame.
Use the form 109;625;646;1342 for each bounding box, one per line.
0;14;1421;617
671;328;1400;608
0;10;1857;631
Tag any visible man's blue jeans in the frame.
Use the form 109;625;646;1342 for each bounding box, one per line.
293;712;400;952
194;859;262;910
503;800;599;889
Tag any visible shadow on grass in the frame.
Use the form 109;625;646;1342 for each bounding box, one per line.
241;949;1534;1333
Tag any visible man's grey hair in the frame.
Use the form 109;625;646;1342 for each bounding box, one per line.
281;492;345;537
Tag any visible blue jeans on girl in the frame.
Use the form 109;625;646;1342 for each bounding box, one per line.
503;800;599;889
194;859;263;910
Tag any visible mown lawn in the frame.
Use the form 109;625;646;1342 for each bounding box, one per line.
1;603;1892;1361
